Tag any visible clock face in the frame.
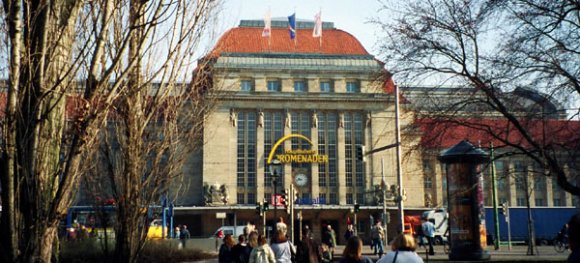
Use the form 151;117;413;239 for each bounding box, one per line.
295;174;308;186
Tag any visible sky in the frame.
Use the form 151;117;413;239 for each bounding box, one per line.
211;0;386;55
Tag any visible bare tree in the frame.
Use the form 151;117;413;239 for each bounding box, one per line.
0;1;219;262
374;0;580;197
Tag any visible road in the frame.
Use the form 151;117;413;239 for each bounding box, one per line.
191;244;570;262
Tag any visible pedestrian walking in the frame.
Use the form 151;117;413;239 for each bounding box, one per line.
270;221;295;263
421;217;435;255
233;234;253;263
296;228;322;263
249;234;276;263
371;221;385;257
179;224;190;249
219;234;236;263
322;225;337;257
344;224;355;241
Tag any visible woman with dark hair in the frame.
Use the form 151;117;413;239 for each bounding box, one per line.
377;234;423;263
296;228;322;263
340;236;373;263
219;234;237;263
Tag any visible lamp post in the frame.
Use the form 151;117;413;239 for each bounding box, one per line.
269;158;283;226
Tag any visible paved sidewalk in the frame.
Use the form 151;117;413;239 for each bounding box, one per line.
190;244;570;262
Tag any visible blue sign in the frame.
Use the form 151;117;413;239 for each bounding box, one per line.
295;197;326;205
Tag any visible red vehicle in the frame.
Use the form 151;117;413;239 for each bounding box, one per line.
404;215;422;236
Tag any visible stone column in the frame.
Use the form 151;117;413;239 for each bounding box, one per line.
364;112;373;204
527;167;536;207
256;110;265;202
508;163;517;206
337;112;347;204
284;112;292;188
434;158;445;207
311;111;320;202
546;176;554;207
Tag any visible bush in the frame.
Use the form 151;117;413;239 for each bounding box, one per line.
59;238;217;263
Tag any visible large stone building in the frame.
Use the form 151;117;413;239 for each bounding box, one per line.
60;18;577;243
173;19;425;241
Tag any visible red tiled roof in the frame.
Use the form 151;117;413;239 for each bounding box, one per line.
209;27;369;57
416;118;580;149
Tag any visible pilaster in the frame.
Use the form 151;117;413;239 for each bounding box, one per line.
337;112;347;204
257;110;265;202
311;112;320;201
546;176;554;207
508;163;517;206
255;76;267;92
334;78;346;93
282;78;293;93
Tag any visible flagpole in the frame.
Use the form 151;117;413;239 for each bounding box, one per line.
294;9;297;48
268;7;271;51
319;8;322;51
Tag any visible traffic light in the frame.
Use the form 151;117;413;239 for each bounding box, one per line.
355;145;365;162
354;203;360;213
263;201;269;211
256;203;261;213
501;202;507;215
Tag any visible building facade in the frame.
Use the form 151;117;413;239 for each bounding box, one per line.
174;19;425;241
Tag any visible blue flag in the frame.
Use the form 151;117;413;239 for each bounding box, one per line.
288;13;296;39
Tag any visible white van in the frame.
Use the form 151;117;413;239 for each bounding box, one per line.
212;226;246;238
422;208;449;244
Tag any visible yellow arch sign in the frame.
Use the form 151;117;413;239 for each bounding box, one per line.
267;134;315;164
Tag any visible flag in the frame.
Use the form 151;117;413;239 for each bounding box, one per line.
262;8;271;37
288;13;296;39
313;11;322;37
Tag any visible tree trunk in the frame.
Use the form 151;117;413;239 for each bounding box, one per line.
37;225;58;263
1;0;23;261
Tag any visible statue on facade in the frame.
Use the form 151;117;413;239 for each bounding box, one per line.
220;184;229;204
373;185;383;205
203;182;230;206
230;108;237;127
425;193;433;208
285;111;291;128
258;111;264;128
312;112;318;128
366;112;372;127
339;112;345;128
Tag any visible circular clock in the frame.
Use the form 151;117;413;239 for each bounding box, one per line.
295;174;308;187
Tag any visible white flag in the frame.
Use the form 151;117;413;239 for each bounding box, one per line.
313;11;322;37
262;8;271;37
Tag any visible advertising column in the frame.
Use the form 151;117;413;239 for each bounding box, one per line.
439;140;490;261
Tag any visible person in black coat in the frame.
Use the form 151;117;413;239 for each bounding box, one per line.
232;234;252;263
219;234;236;263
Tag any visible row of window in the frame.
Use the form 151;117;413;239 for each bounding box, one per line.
240;79;361;93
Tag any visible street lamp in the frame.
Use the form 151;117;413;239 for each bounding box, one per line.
269;158;283;225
